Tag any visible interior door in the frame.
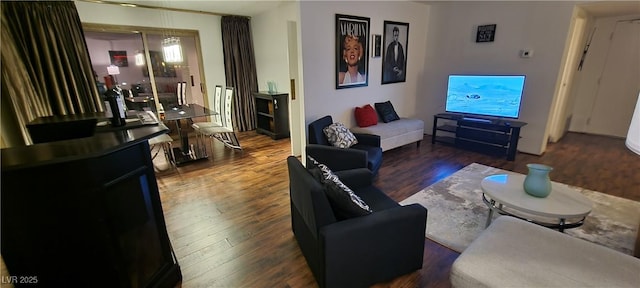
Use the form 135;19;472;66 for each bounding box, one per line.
586;20;640;137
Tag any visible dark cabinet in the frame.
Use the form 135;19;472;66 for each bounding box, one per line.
1;126;181;287
254;92;290;140
431;113;527;161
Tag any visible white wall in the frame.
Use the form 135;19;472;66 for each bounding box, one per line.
420;1;576;155
252;1;303;155
299;1;430;128
74;0;225;110
252;2;298;94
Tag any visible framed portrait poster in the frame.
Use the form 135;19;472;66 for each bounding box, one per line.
381;21;409;85
142;51;176;78
336;14;370;89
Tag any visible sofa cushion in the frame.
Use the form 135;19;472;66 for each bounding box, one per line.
451;216;640;287
354;104;378;127
374;101;400;123
354;186;400;211
323;122;358;148
308;156;372;219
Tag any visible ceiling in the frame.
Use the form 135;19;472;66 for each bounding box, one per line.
93;0;640;18
95;0;288;17
579;1;640;17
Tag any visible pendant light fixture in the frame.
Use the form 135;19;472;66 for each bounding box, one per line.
162;36;183;63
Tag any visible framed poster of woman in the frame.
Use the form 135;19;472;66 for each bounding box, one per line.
336;14;370;89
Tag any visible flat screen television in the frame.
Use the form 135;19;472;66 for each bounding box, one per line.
445;75;526;119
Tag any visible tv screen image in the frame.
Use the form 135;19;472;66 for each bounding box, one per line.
445;75;526;119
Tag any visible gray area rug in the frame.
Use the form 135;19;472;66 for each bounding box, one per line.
400;163;640;255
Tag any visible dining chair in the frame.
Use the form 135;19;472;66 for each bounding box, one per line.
192;87;242;151
148;123;176;171
192;85;223;129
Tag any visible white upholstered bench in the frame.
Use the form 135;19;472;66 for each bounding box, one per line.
350;118;424;151
450;216;640;287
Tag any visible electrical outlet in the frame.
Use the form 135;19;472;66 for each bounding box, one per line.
520;49;533;58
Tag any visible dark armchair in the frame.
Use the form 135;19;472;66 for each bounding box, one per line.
287;156;427;288
307;115;383;176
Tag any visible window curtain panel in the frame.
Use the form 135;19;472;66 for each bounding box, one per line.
221;16;258;132
1;1;101;146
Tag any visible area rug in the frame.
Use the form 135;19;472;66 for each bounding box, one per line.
400;163;640;255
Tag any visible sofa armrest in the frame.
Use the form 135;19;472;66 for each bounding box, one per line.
354;133;381;147
306;144;368;171
334;168;373;189
319;204;427;287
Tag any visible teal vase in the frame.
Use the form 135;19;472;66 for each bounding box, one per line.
523;164;553;198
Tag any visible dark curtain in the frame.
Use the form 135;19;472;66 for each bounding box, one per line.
1;1;101;146
221;16;258;132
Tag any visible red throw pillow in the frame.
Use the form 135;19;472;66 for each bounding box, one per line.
355;104;378;127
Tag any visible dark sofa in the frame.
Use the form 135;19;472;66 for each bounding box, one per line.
287;156;427;287
307;115;383;176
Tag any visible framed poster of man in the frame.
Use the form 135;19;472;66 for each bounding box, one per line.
336;14;370;89
382;21;409;84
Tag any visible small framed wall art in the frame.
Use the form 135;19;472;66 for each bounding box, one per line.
372;34;382;58
476;24;496;43
109;50;128;67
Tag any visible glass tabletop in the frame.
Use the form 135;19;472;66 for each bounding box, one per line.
163;103;216;121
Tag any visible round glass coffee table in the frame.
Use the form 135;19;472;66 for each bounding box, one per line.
481;174;592;232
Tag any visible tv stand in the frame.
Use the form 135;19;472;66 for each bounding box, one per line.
462;116;493;123
431;113;527;161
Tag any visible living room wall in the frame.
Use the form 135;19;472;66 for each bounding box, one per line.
298;1;430;128
419;1;576;155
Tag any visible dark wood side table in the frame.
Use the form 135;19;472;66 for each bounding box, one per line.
253;92;290;139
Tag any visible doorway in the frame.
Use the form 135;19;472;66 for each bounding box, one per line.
585;19;640;137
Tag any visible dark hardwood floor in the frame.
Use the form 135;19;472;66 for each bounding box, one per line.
152;130;640;287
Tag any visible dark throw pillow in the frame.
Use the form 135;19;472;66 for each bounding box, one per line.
375;101;400;123
354;104;378;127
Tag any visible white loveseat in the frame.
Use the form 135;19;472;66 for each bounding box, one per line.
450;216;640;287
350;118;424;152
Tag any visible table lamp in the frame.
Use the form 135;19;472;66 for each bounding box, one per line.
626;92;640;155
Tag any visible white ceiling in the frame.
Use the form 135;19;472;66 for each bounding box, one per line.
95;0;640;18
579;1;640;18
97;0;289;17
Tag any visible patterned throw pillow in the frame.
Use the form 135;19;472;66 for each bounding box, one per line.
315;160;372;219
323;122;358;148
306;155;324;181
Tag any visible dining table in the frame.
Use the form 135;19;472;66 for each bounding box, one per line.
163;103;217;165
